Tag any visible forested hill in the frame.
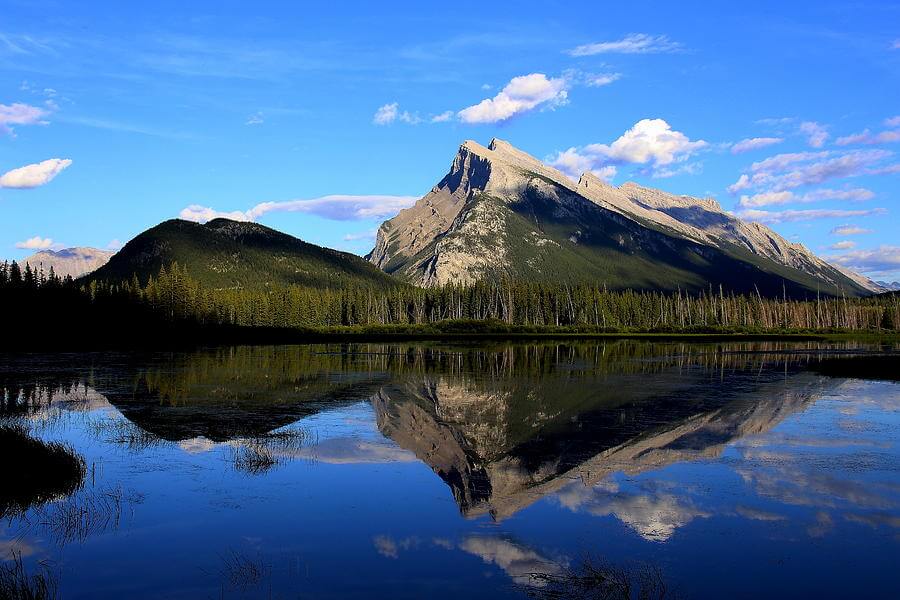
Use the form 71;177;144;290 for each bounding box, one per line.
85;218;400;290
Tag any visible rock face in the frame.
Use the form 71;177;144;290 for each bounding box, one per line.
370;138;878;296
21;247;114;279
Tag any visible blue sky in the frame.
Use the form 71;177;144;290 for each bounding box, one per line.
2;0;899;280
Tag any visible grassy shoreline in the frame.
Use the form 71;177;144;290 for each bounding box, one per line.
5;320;899;352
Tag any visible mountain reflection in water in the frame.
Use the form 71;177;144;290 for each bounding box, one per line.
0;341;897;599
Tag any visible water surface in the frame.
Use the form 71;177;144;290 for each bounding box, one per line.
1;341;898;599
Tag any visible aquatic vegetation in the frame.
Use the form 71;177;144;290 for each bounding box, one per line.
86;417;169;451
218;549;270;590
0;553;57;600
520;554;673;600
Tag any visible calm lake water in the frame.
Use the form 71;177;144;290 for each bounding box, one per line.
2;341;899;599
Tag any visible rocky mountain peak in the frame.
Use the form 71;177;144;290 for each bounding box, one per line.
369;137;879;294
20;247;114;279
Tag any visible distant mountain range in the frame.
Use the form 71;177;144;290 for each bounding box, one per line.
21;247;114;279
369;138;880;297
86;218;398;289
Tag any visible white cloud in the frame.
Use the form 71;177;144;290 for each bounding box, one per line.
548;147;604;180
827;245;900;275
430;110;453;123
549;119;704;180
891;39;900;50
830;225;872;236
735;207;886;224
586;72;621;87
373;102;398;125
738;191;795;207
0;158;72;189
568;33;682;56
372;102;421;125
799;121;829;148
457;73;569;124
245;112;264;125
731;137;783;154
0;102;50;136
727;174;752;194
106;239;124;250
836;129;900;146
586;118;707;166
829;240;856;250
729;150;891;193
885;116;900;128
180;194;419;224
178;205;252;223
15;236;54;249
739;187;874;207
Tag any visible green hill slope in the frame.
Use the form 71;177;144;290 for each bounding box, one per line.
87;218;399;289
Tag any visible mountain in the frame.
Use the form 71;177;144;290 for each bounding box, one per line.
21;247;113;279
87;218;399;289
370;138;877;297
876;280;900;292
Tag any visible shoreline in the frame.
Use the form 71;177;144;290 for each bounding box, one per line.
3;324;899;352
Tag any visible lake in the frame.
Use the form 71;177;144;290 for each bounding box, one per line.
1;341;898;599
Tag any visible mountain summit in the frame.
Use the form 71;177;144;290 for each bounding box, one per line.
369;138;877;296
88;218;398;289
21;247;114;279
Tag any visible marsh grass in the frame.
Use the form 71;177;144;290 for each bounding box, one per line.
227;428;307;475
25;485;145;545
0;553;57;600
87;417;169;450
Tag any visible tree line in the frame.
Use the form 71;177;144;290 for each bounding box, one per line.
0;260;897;338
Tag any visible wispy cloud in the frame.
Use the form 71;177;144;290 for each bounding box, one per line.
836;128;900;146
372;102;421;125
0;102;51;136
830;225;872;236
568;34;682;56
180;194;419;224
0;158;72;189
430;110;453;123
245;112;264;126
727;149;892;194
735;207;886;224
585;72;621;87
549;118;706;179
57;115;198;140
457;73;569;124
731;137;783;154
799;121;829;148
829;240;856;250
737;187;874;207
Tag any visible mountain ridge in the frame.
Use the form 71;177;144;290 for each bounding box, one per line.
370;138;878;296
20;247;114;280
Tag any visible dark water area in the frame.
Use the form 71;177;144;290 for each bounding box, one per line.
1;341;898;599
